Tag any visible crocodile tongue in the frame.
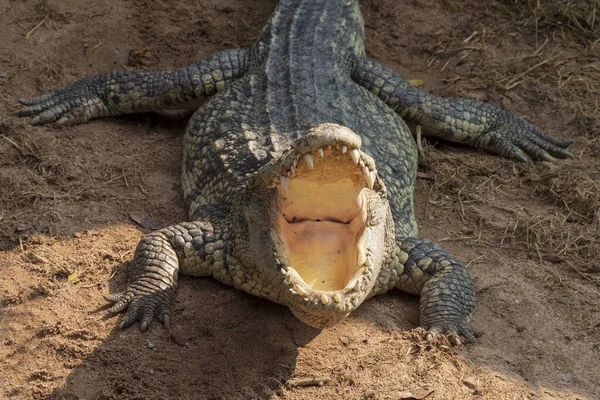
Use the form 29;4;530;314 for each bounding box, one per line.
277;220;361;290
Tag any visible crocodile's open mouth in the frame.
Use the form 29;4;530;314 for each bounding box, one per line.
272;141;380;309
245;123;388;327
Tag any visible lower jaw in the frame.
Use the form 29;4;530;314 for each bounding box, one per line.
282;264;367;318
288;303;351;329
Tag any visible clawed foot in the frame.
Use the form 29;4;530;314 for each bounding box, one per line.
478;109;574;162
104;284;172;331
423;319;483;345
13;78;109;126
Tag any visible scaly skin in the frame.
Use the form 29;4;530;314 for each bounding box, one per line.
352;58;573;162
14;0;572;343
14;48;250;125
104;221;230;331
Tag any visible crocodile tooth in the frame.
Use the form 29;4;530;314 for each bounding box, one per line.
280;268;288;276
291;158;298;174
296;285;307;296
333;293;342;303
350;149;360;164
365;171;375;190
345;278;357;290
357;247;367;266
304;297;310;302
317;148;324;158
280;176;290;193
328;145;332;150
341;145;348;154
353;280;360;292
321;294;330;305
289;288;297;295
304;154;314;169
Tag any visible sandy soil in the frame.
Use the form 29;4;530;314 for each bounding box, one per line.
1;0;599;399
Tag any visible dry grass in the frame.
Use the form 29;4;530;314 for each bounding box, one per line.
528;161;600;224
416;0;600;279
430;0;600;126
421;142;599;278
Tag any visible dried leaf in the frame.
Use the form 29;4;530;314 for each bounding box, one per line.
129;211;164;230
408;79;424;87
399;389;434;399
169;328;187;347
68;272;80;284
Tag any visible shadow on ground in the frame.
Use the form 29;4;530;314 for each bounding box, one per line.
43;272;319;400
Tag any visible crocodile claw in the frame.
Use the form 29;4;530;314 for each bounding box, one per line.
424;320;483;344
13;78;110;126
477;110;574;162
104;285;172;331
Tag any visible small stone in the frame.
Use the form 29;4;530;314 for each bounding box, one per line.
146;341;155;349
462;378;477;389
340;336;350;346
560;373;572;382
516;325;526;333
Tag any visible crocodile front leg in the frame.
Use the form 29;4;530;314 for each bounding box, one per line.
105;221;231;331
352;58;573;162
14;48;250;126
391;237;481;343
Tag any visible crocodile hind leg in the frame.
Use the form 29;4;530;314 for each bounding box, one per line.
105;221;231;331
14;48;250;126
392;237;481;344
352;58;573;162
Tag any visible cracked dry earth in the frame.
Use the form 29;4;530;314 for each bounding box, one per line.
1;0;599;399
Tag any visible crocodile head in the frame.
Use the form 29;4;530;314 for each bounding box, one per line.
235;123;393;328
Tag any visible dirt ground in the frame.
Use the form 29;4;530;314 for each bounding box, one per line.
0;0;599;399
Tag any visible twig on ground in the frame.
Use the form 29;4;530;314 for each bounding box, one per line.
286;377;330;388
25;15;48;39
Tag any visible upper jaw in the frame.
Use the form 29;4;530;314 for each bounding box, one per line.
250;123;380;192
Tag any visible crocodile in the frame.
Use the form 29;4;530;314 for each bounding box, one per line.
14;0;572;343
